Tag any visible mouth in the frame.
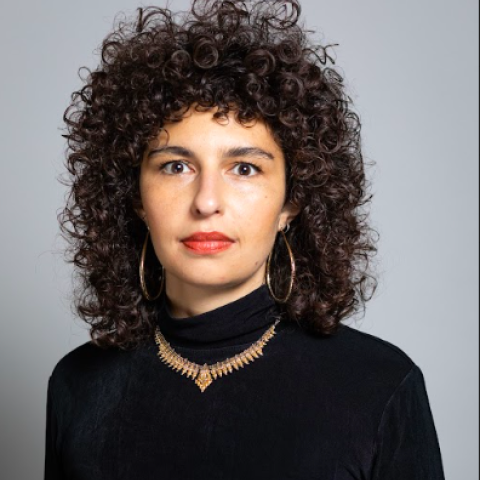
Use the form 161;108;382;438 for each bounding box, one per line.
181;231;235;242
180;231;235;255
181;240;234;255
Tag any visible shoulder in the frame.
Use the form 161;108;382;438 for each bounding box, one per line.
279;321;418;402
51;341;123;378
336;324;418;387
283;321;415;368
48;340;148;398
335;323;415;369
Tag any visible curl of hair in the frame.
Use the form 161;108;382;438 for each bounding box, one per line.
59;0;378;349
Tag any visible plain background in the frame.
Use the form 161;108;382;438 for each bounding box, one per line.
0;0;477;478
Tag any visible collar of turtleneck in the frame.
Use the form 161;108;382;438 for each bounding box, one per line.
156;284;281;350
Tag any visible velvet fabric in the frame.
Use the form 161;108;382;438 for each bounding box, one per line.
44;284;445;479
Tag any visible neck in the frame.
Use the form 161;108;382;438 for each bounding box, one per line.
156;282;280;350
164;271;267;318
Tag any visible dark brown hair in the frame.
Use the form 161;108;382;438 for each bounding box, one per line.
59;0;378;349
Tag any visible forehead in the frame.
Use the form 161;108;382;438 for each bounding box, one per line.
151;106;283;156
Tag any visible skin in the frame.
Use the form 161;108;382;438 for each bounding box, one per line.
137;106;300;318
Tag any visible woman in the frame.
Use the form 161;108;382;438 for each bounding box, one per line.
45;1;446;478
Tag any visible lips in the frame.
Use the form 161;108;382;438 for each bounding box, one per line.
181;231;235;254
181;232;234;242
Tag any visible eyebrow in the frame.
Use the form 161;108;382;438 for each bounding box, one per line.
147;145;275;161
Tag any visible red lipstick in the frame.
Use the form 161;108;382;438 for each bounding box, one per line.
181;231;235;255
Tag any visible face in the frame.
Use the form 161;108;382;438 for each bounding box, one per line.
137;106;300;295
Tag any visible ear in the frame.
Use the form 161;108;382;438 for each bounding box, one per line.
133;198;147;224
279;200;301;229
135;207;146;221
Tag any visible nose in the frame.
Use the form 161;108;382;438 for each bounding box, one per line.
191;168;224;217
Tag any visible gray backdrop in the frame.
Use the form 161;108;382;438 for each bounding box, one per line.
0;1;478;478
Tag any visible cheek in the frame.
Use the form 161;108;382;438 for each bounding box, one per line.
234;191;282;235
141;182;176;219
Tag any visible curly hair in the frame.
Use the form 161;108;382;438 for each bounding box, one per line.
59;0;378;349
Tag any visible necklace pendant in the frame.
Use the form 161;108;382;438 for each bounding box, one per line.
195;364;213;392
154;320;280;392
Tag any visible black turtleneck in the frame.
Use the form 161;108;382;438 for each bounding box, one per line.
157;283;280;351
45;284;445;480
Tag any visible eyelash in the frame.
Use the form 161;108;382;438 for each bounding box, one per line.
158;161;263;176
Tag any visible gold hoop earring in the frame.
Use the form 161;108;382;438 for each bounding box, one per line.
139;231;165;301
265;228;296;303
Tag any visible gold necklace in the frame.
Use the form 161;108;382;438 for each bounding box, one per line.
154;319;281;392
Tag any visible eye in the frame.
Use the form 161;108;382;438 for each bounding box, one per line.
232;162;263;177
158;161;262;177
158;161;192;175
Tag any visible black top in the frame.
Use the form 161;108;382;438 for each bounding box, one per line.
44;284;445;479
